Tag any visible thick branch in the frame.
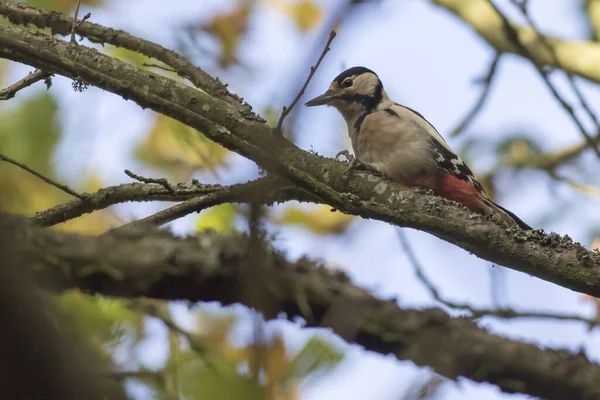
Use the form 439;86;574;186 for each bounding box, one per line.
4;214;599;400
1;24;600;298
431;0;600;84
0;1;240;105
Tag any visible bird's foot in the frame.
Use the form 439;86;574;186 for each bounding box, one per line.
335;149;354;162
335;150;365;174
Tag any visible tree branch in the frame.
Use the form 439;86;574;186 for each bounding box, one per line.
4;213;600;400
0;68;51;100
487;0;600;160
449;53;501;137
0;1;241;105
32;177;314;227
275;30;336;134
397;229;600;329
0;150;85;199
2;23;600;298
431;0;600;84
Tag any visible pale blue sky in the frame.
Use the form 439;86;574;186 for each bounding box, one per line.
7;0;600;399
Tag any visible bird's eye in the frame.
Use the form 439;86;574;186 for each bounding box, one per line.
341;78;353;88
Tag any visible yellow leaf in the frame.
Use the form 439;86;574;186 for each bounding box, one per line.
137;114;230;179
56;175;117;235
269;0;322;33
106;46;154;69
274;205;354;235
54;291;142;352
195;204;238;233
200;2;253;68
291;0;322;32
265;334;291;399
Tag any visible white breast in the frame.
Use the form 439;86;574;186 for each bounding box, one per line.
349;104;440;183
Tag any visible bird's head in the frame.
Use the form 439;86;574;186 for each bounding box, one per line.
305;66;384;119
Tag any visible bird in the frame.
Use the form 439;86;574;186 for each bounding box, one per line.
305;66;530;230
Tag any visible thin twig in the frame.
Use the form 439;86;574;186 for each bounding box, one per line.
31;177;315;227
124;169;176;195
0;151;85;199
0;69;52;100
488;0;600;160
510;0;600;129
396;229;600;328
110;191;233;232
127;300;211;358
275;30;337;134
106;370;162;382
449;53;502;137
70;0;82;42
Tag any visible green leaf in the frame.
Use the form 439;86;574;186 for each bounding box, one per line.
54;291;144;352
287;336;343;383
0;92;59;172
195;204;238;233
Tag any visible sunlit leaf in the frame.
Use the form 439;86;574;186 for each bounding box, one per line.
0;93;59;171
195;203;238;233
497;136;543;166
137;113;230;180
265;334;293;399
269;0;322;32
274;204;354;235
54;291;143;352
106;46;155;69
287;336;343;383
57;174;117;234
199;1;253;68
0;93;65;214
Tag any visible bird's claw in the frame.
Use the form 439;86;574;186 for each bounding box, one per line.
342;158;361;174
335;150;364;175
335;149;355;162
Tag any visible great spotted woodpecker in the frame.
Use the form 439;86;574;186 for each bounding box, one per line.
305;66;530;230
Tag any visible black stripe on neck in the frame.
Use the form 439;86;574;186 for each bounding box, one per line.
354;113;368;134
339;81;383;112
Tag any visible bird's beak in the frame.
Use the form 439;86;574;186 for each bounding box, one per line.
305;90;336;107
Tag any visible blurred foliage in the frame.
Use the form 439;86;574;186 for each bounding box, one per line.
197;0;321;68
54;291;144;354
585;0;600;41
269;0;322;32
401;375;446;400
24;0;103;12
497;136;543;166
0;92;113;233
137;113;231;181
0;92;68;213
169;310;343;400
107;46;155;69
199;1;254;68
273;204;354;235
195;203;238;233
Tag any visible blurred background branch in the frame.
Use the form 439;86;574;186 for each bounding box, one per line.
7;213;600;400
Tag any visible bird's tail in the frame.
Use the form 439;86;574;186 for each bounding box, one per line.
480;196;531;230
